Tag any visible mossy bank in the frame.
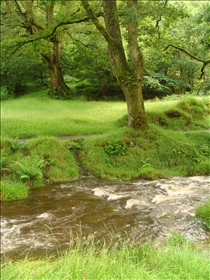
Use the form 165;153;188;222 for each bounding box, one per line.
1;96;210;202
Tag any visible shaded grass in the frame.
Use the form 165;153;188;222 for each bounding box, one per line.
1;235;210;280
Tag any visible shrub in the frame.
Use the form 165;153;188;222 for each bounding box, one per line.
0;86;12;100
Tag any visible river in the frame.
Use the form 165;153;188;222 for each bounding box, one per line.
1;176;209;259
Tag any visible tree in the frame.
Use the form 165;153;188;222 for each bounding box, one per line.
60;22;116;100
1;1;71;96
82;0;148;129
1;0;103;98
161;1;210;94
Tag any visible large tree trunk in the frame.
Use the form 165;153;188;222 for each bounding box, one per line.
120;82;147;128
103;0;148;129
42;37;72;98
82;0;147;129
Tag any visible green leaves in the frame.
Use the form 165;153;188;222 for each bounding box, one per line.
15;156;46;188
104;140;126;156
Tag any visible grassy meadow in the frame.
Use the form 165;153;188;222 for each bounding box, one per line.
1;89;210;200
1;89;127;138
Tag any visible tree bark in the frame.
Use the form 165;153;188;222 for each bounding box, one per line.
103;0;147;129
82;0;148;129
42;37;72;98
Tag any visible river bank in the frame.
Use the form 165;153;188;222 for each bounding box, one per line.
1;176;210;260
1;96;210;279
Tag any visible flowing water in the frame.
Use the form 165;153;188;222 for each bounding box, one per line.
1;176;209;259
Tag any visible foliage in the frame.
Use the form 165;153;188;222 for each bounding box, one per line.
0;137;79;198
14;156;46;188
0;0;209;102
104;140;127;156
64;139;82;151
9;138;24;152
0;149;9;174
196;199;210;229
0;86;12;100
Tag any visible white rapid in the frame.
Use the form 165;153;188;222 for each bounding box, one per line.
1;176;209;259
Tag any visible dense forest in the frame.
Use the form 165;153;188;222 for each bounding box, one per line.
1;0;210;127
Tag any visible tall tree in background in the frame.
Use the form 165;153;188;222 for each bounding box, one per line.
82;0;148;129
2;0;73;96
1;0;102;97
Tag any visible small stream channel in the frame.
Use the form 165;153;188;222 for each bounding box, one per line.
1;176;209;259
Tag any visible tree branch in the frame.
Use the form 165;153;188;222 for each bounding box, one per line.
164;44;210;78
49;12;103;39
82;0;110;42
4;11;104;59
155;0;168;28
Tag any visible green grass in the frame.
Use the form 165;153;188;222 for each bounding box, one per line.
0;181;28;200
1;93;210;198
1;235;210;280
196;198;210;229
1;90;209;139
80;125;210;180
1;137;79;199
1;89;127;138
1;93;210;278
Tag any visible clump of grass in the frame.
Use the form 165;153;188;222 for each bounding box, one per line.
196;199;210;229
80;129;156;181
146;97;210;131
0;180;28;200
1;235;209;280
13;156;46;188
